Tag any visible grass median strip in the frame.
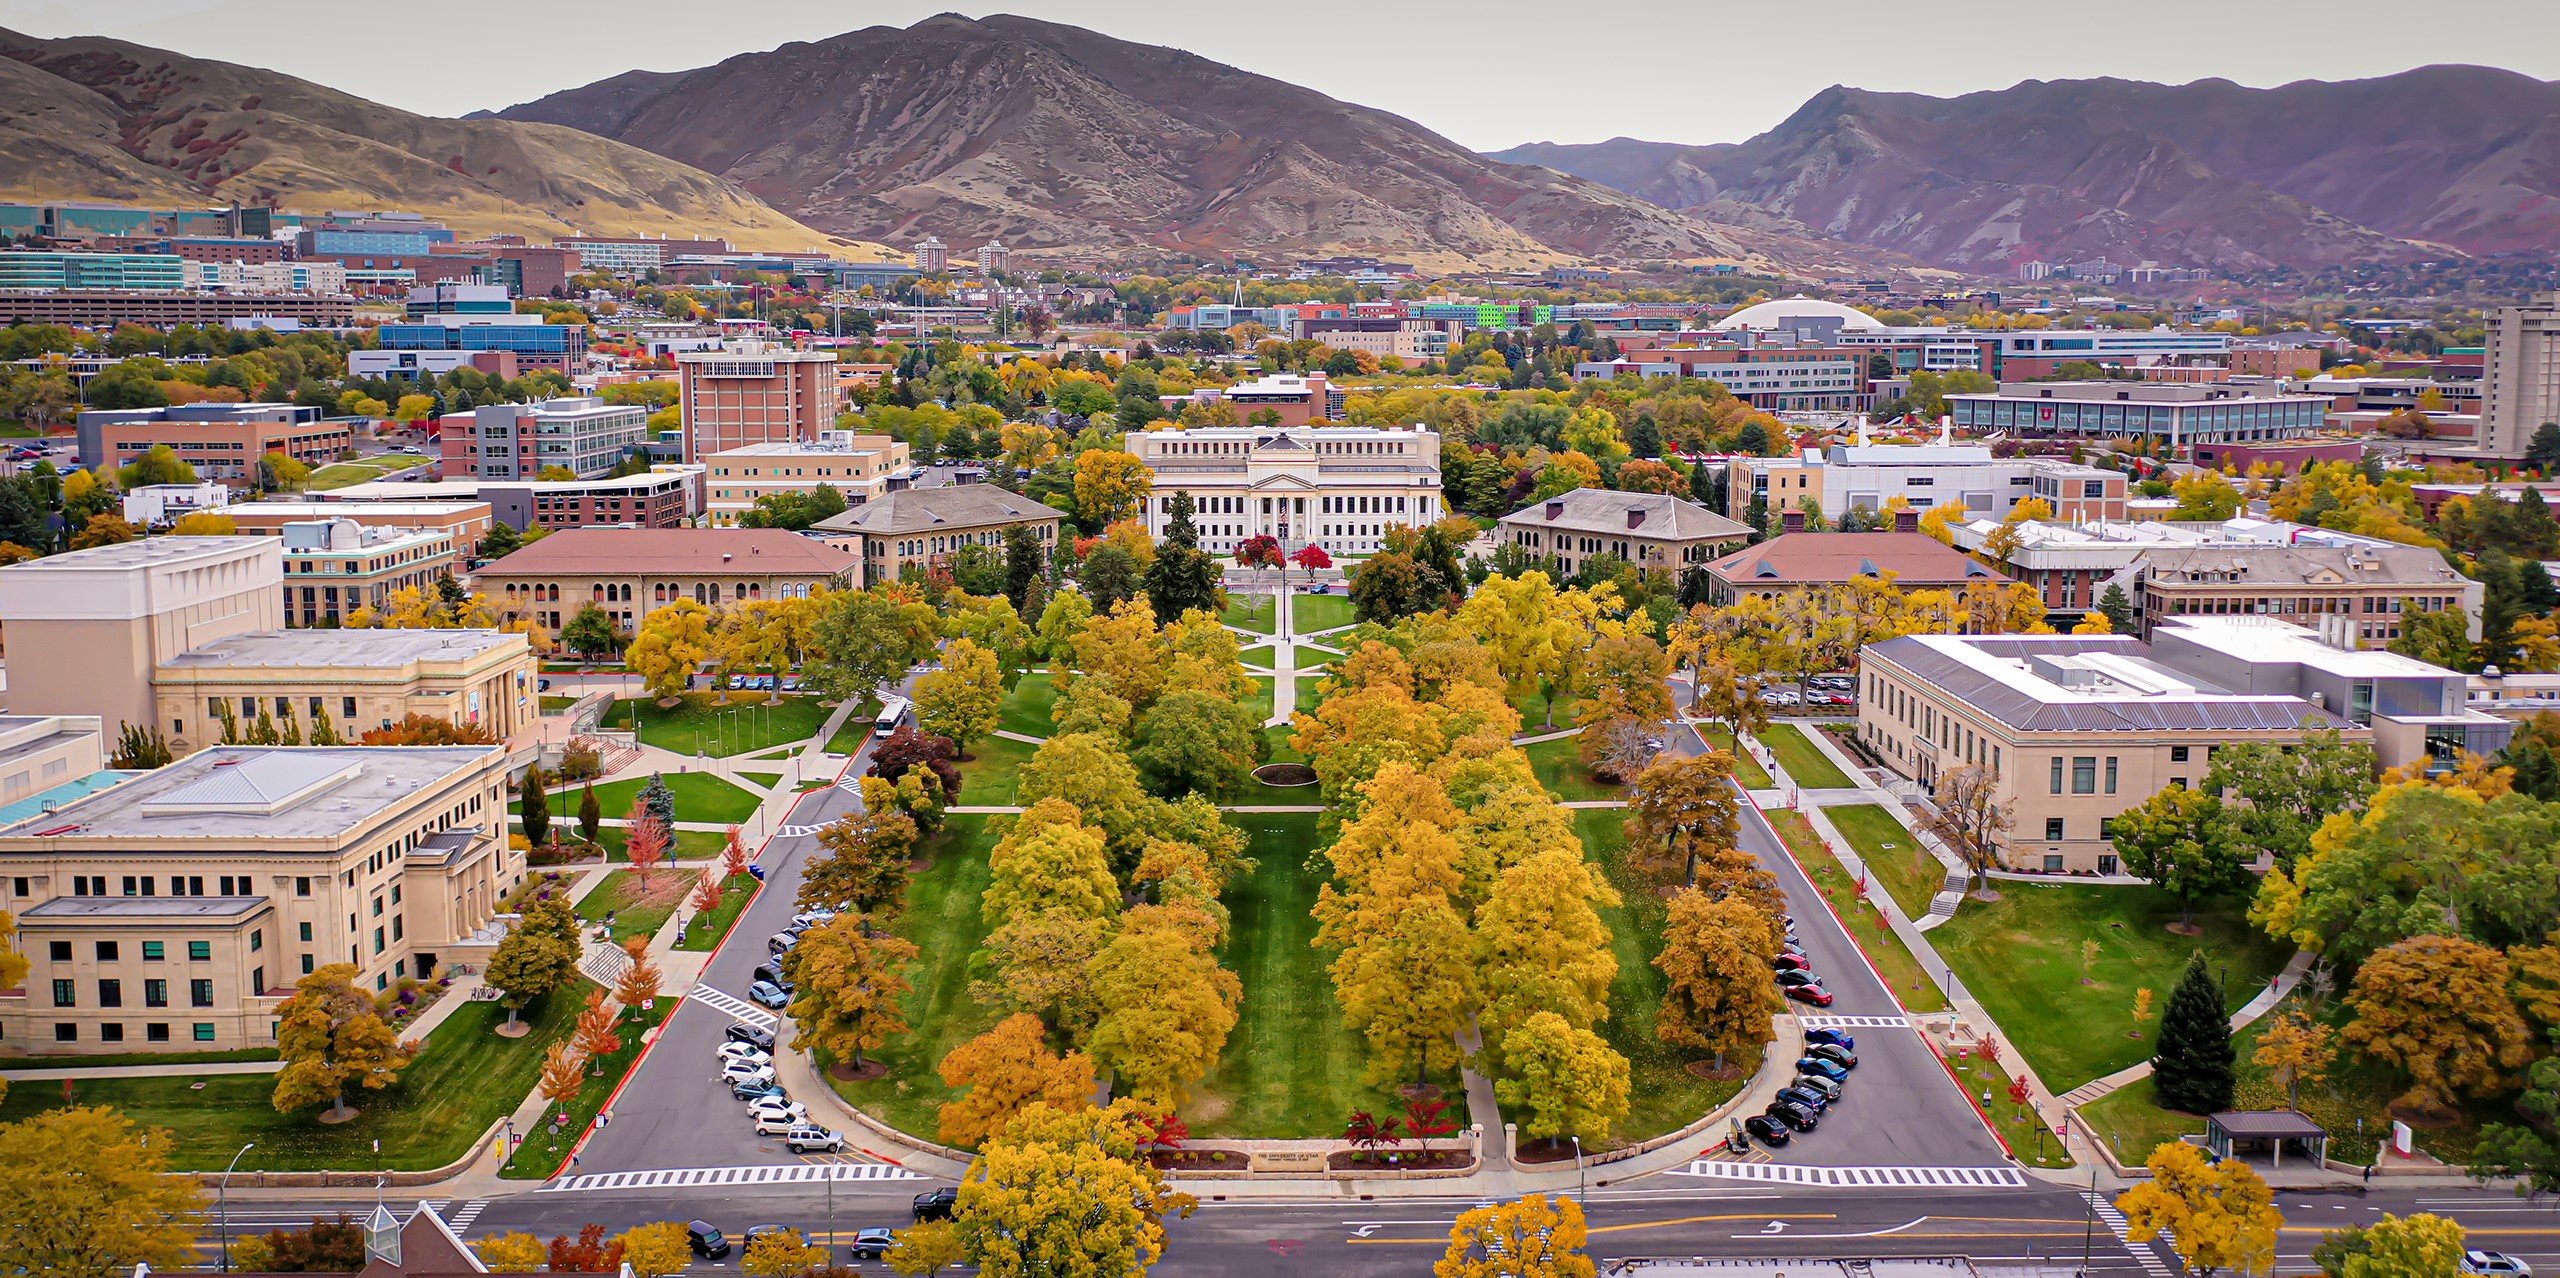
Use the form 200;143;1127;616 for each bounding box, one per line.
674;873;762;951
1823;803;1943;921
500;990;672;1180
1760;722;1854;789
1764;809;1950;1014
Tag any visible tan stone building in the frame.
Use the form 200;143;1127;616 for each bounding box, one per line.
0;745;522;1053
2133;543;2483;649
279;519;463;626
704;433;911;527
471;527;859;634
1495;489;1750;579
155;629;535;754
812;485;1065;587
0;537;283;733
0;715;110;813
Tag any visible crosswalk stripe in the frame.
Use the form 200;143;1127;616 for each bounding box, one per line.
776;824;824;837
446;1200;489;1230
541;1162;922;1191
1669;1161;2028;1187
2086;1192;2176;1277
1794;1015;1911;1028
688;983;779;1030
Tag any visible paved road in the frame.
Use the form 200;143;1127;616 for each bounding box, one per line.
567;723;888;1175
208;1183;2560;1276
1667;720;2013;1177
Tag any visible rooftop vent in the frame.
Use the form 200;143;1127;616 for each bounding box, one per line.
1545;501;1564;520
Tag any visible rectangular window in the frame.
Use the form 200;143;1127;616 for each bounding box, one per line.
296;877;312;897
299;922;312;942
372;927;384;954
142;941;164;961
2050;757;2064;794
145;978;167;1007
48;941;69;961
194;1024;217;1042
95;941;117;961
146;1023;169;1042
2045;817;2066;841
188;941;211;961
101;1022;124;1043
300;955;314;975
2169;745;2190;763
190;979;214;1008
2104;757;2118;795
2044;854;2066;872
98;979;121;1008
249;929;262;953
54;1023;75;1043
52;979;75;1008
2071;757;2097;794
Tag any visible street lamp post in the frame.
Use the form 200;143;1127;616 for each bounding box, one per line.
219;1141;256;1272
1571;1135;1585;1210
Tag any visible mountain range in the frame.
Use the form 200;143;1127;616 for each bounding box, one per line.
0;28;853;252
1494;68;2560;274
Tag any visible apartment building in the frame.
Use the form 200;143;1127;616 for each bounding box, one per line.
1857;617;2508;873
435;397;650;481
1123;423;1440;556
0;745;521;1053
1577;345;1866;413
1946;380;2327;446
76;403;354;485
704;433;910;527
0;292;357;327
812;485;1065;587
326;469;702;532
1495;489;1751;578
181;260;349;294
2133;543;2482;648
1726;443;2128;524
551;236;730;273
279;519;460;626
155;629;533;754
676;341;840;462
2482;291;2560;459
472;528;857;634
1700;527;2010;605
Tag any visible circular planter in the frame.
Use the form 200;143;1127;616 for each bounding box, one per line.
1253;763;1317;786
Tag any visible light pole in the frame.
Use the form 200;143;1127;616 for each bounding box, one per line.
219;1141;256;1272
1571;1135;1585;1211
2079;1161;2098;1278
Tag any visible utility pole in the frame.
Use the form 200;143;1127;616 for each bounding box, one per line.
219;1142;256;1272
2079;1161;2098;1277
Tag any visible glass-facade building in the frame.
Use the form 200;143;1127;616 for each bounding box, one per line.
1947;384;2325;445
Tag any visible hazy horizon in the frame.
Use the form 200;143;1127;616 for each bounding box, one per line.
3;0;2557;152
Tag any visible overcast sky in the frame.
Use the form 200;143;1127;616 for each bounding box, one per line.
7;0;2558;151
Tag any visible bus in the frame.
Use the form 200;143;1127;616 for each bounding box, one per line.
874;696;910;733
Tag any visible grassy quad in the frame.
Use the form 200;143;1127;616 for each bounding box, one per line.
822;697;884;755
1291;592;1356;634
0;991;579;1170
306;451;431;491
1931;882;2291;1093
1523;736;1627;804
827;816;1001;1138
1221;594;1278;635
574;868;692;944
1823;803;1943;920
996;672;1059;740
955;735;1039;805
610;693;831;757
512;771;761;826
588;826;729;862
1759;722;1855;789
1576;810;1751;1142
1235;645;1277;670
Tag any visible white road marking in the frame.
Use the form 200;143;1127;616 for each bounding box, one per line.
2087;1191;2176;1277
688;983;779;1030
1794;1015;1912;1029
1670;1162;2029;1188
541;1162;921;1191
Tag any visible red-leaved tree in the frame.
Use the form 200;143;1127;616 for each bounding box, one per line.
621;797;668;889
721;825;753;880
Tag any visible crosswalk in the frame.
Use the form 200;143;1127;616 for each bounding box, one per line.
1670;1161;2030;1188
542;1162;922;1192
688;982;779;1030
1794;1015;1911;1029
775;823;825;838
2087;1191;2176;1277
446;1200;489;1230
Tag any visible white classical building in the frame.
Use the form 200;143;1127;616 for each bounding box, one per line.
1123;425;1443;556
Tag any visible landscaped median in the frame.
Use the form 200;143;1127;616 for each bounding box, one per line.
1759;722;1855;789
1821;802;1944;921
1762;808;1950;1014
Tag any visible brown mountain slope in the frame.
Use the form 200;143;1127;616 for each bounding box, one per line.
0;29;857;254
493;13;1772;268
1495;68;2560;273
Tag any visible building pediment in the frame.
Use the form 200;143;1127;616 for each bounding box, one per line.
1247;474;1321;491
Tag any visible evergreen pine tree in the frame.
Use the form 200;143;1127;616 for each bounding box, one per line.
1165;491;1200;549
578;782;602;844
520;764;551;850
642;772;677;828
2099;583;2136;633
1627;414;1663;460
1689;457;1716;507
2150;950;2236;1114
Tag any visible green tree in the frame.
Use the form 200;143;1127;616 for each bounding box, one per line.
2339;1213;2467;1278
801;810;919;919
2099;583;2136;633
2526;423;2560;474
1162;490;1199;549
1132;688;1261;800
578;783;602;844
2109;786;2251;926
0;1106;208;1278
1080;543;1143;610
2389;603;2474;670
2152;951;2237;1115
520;763;552;850
782;914;919;1070
561;603;619;659
913;637;1004;757
483;899;580;1032
1016;734;1157;869
806;588;940;704
272;963;417;1118
2203;727;2374;872
1142;542;1221;624
2471;1032;2560;1198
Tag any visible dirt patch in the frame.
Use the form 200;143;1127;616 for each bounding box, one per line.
1328;1149;1473;1172
1686;1060;1747;1082
828;1059;890;1082
1178;1092;1231;1126
1253;763;1317;786
2165;921;2205;936
1396;1083;1445;1103
1512;1139;1588;1165
1968;887;2004;902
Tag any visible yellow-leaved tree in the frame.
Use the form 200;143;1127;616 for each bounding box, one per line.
625;597;714;703
2116;1141;2282;1278
935;1012;1099;1148
0;1106;208;1278
954;1100;1196;1278
914;636;1004;758
614;1222;693;1278
1434;1193;1595;1278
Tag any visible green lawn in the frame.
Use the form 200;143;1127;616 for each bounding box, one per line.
1700;727;1775;789
515;771;760;826
675;873;764;951
736;771;782;790
997;672;1058;740
1293;675;1328;714
0;990;578;1170
1222;594;1277;635
1195;812;1463;1138
956;734;1038;805
1236;645;1276;670
1292;593;1356;634
1576;810;1748;1144
2078;1076;2205;1167
1524;736;1625;804
1825;803;1942;921
1260;724;1305;765
1945;1042;2075;1169
590;826;729;862
1765;811;1949;1013
829;816;1002;1141
610;693;831;757
1760;722;1855;789
574;868;691;944
0;1047;277;1069
502;996;671;1179
539;696;580;714
1512;693;1581;732
307;452;430;491
1931;883;2292;1092
824;698;883;755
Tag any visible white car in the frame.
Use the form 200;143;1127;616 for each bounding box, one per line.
716;1042;772;1069
721;1061;776;1087
2464;1254;2532;1278
747;1097;810;1127
754;1112;815;1136
791;910;837;930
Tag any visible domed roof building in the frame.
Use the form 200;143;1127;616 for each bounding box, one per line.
1710;295;1887;333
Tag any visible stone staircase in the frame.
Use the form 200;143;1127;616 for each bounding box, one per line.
1925;867;1967;921
579;935;633;989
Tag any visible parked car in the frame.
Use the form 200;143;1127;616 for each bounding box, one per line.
732;1078;789;1103
1792;1072;1843;1102
1796;1056;1850;1082
912;1188;960;1222
1775;969;1824;989
1783;984;1835;1007
1742;1115;1792;1147
2464;1254;2533;1278
1775;1084;1830;1114
753;964;795;991
768;932;799;956
785;1125;844;1154
716;1042;772;1069
849;1229;898;1262
748;980;792;1009
792;909;836;930
1764;1100;1819;1132
720;1061;776;1087
1803;1028;1855;1049
747;1097;810;1127
726;1022;777;1051
1773;953;1812;972
742;1226;794;1254
1807;1043;1859;1070
685;1222;731;1259
754;1112;813;1137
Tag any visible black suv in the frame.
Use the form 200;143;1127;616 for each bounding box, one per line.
912;1187;959;1222
685;1222;731;1259
726;1022;777;1051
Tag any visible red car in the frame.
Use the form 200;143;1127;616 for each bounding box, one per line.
1784;984;1835;1007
